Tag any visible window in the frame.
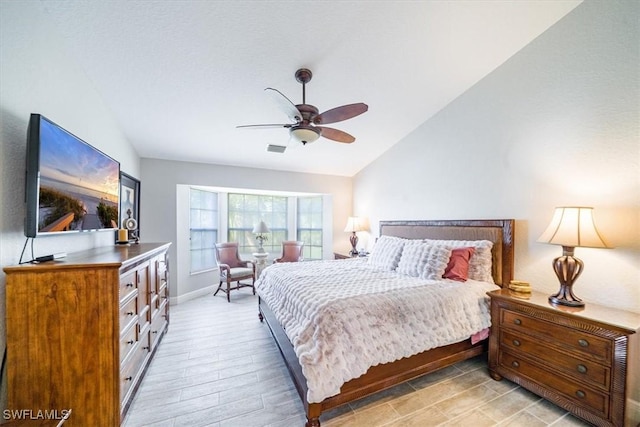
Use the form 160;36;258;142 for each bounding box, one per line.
297;196;323;260
189;188;218;273
227;193;288;254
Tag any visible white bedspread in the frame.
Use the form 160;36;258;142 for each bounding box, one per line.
256;258;499;403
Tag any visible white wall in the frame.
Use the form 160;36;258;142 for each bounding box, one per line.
140;158;352;302
0;0;140;410
354;0;639;313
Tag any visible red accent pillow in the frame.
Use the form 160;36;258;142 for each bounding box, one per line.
443;247;475;282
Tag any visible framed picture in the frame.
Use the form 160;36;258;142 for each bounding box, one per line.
120;172;140;241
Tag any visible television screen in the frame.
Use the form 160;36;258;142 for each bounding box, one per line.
25;114;120;237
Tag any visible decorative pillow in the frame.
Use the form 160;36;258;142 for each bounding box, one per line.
397;241;452;280
443;247;475;282
368;235;406;271
425;239;494;283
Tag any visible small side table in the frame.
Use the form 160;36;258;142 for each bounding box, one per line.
334;252;367;260
487;288;640;426
253;252;269;278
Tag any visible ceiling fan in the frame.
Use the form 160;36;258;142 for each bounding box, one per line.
237;68;368;151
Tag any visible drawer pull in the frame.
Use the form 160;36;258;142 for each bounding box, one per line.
143;346;150;351
577;364;587;374
126;311;134;316
126;283;134;288
126;340;134;345
124;376;132;382
512;339;521;347
576;390;586;399
152;330;158;335
511;361;520;368
578;339;589;347
513;318;522;325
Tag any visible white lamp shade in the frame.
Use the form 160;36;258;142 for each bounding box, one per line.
538;207;608;248
290;126;320;144
252;220;270;234
344;216;365;233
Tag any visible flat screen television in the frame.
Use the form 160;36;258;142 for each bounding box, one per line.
25;114;120;238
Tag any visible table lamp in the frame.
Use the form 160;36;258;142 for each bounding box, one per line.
344;217;365;256
252;220;270;253
537;207;609;307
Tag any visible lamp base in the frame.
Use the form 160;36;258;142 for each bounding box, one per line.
349;232;359;257
549;246;585;307
549;292;584;307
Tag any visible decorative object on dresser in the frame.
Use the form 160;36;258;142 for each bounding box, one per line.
119;171;140;242
3;242;171;426
343;216;365;256
508;280;532;295
538;206;609;307
487;289;639;427
252;220;270;253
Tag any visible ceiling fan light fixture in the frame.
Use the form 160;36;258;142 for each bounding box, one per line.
290;126;320;145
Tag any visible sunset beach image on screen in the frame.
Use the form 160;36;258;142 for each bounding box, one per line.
37;119;120;233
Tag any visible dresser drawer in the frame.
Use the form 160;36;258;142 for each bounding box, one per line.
150;304;167;351
120;340;147;408
119;270;137;302
499;350;609;418
500;330;609;390
119;323;138;364
501;309;611;364
119;292;139;334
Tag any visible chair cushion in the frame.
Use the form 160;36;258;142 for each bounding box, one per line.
225;267;253;279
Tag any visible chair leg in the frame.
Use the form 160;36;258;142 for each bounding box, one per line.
213;280;223;296
226;279;231;303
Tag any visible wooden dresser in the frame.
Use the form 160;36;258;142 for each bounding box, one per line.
488;289;639;427
3;242;171;426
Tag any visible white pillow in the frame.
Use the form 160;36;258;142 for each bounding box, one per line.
368;235;406;271
424;239;494;283
397;240;452;280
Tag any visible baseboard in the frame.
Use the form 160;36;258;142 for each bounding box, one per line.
170;285;216;305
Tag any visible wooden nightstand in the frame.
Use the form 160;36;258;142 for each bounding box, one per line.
487;289;639;427
334;252;355;260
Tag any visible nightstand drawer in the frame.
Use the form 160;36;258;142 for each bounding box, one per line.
499;350;609;418
500;330;609;390
501;309;611;364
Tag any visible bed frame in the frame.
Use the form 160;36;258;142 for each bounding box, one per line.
258;219;515;427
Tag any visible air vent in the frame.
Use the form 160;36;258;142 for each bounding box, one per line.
267;144;286;153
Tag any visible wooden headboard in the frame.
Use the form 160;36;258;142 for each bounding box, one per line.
379;219;515;286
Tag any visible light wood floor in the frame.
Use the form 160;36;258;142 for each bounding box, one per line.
123;289;590;427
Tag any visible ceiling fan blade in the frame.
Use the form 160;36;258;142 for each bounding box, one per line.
314;103;368;125
265;87;302;123
317;126;355;143
236;123;293;129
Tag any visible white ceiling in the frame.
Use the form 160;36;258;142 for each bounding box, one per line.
38;0;582;177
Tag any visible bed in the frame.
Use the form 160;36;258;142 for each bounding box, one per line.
257;219;514;427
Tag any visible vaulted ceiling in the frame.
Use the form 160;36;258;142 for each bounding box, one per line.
36;0;581;176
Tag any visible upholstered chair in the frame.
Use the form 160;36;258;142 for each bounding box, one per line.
274;241;305;263
214;242;256;302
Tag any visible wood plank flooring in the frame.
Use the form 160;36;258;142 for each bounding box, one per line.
123;289;589;427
